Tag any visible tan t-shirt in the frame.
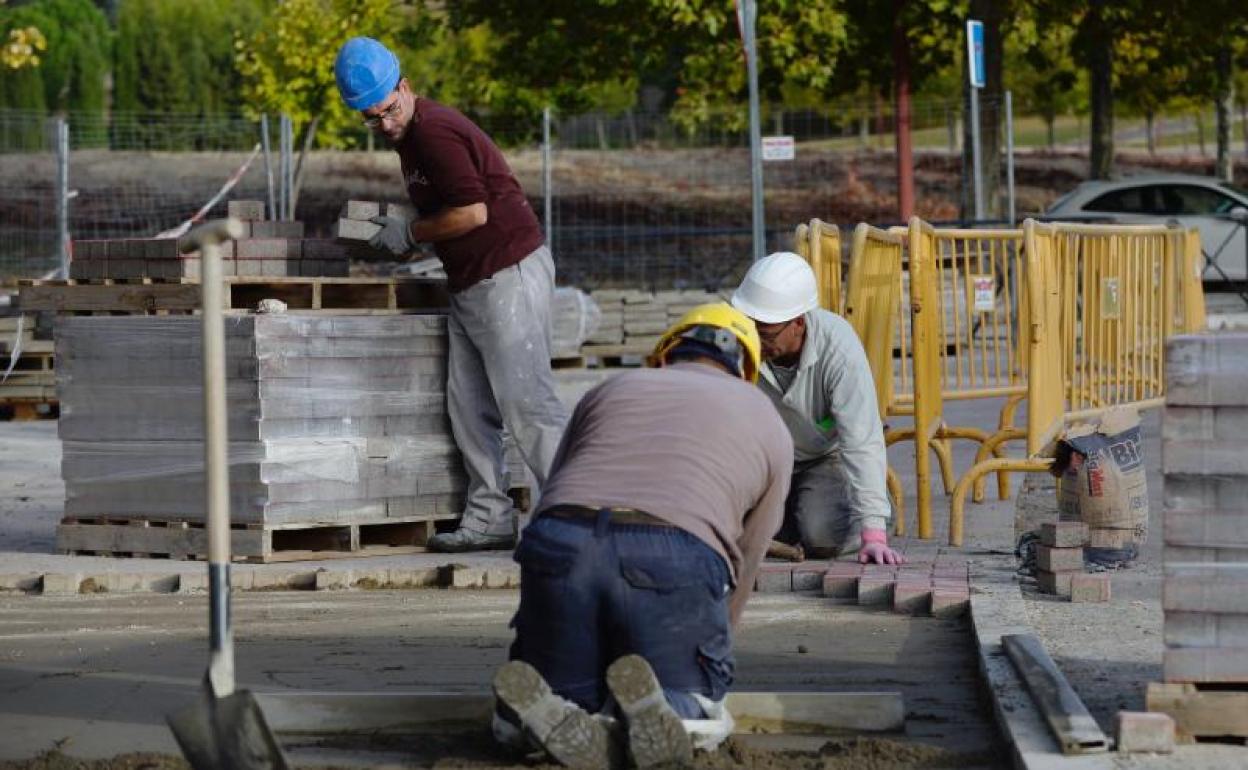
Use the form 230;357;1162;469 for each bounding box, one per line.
535;362;793;624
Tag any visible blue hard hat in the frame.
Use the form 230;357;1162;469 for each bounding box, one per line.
334;37;400;111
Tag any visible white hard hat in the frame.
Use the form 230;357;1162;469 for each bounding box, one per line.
730;251;819;324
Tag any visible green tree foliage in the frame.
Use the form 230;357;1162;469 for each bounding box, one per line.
1006;8;1083;149
448;0;853;130
0;0;108;113
112;0;263;147
233;0;421;149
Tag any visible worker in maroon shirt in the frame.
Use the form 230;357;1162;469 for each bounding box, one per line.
334;38;569;553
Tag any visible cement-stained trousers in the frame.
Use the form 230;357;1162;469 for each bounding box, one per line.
447;245;569;537
776;454;863;558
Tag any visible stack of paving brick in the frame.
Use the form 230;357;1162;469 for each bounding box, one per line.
1160;333;1248;684
550;288;601;359
586;288;726;350
1035;521;1086;597
54;315;524;552
69;200;350;280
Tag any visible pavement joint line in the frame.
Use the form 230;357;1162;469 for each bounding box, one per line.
970;557;1117;770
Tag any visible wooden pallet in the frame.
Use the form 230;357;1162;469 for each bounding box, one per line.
18;277;451;314
1147;682;1248;743
55;515;458;563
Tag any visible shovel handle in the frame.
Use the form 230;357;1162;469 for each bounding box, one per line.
191;218;245;696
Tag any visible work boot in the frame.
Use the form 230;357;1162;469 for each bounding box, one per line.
606;654;693;768
427;528;515;553
492;660;611;769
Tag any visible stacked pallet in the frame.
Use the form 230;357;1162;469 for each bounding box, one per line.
585;289;724;354
54;314;525;562
1148;332;1248;741
69;200;350;280
0;311;56;417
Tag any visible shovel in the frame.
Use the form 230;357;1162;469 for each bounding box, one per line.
166;218;290;770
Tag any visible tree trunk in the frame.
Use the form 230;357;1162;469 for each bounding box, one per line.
1215;46;1234;181
1196;111;1206;157
290;114;320;216
962;0;1005;216
1086;0;1114;180
1241;100;1248;156
893;0;914;221
1045;112;1055;150
1146;111;1156;156
596;116;608;150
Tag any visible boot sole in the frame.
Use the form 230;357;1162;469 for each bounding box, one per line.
606;655;693;768
493;661;609;768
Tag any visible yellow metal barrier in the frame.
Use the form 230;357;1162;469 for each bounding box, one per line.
1176;227;1207;333
951;220;1177;545
899;219;1010;539
843;223;907;533
950;219;1065;545
795;219;843;313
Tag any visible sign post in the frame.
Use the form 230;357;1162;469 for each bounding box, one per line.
738;0;765;260
966;19;985;222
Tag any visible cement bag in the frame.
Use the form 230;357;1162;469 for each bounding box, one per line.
1052;406;1148;565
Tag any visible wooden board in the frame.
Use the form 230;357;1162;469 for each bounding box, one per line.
55;515;456;563
19;277;450;314
1147;682;1248;742
255;690;906;736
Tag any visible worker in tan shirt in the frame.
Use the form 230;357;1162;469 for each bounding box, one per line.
490;303;793;769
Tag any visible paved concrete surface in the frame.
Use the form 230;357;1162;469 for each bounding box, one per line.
1;367;1246;767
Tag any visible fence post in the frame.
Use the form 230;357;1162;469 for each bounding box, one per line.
740;0;766;260
1005;90;1016;226
54;117;69;278
261;114;276;222
542;106;553;254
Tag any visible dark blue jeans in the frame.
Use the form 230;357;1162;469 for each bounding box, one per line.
509;511;735;719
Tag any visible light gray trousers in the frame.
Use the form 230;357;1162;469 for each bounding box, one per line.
777;454;862;558
447;245;569;536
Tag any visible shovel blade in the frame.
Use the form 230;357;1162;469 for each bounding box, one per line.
167;687;290;770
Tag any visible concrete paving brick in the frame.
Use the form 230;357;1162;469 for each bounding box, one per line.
337;218;382;242
41;573;81;596
1164;510;1248;550
178;572;208;593
1037;544;1085;573
446;565;486;589
857;576;894;605
930;586;970;617
1070;572;1111;602
822;571;858;599
1036;569;1076;597
484;567;519;588
341;200;380;220
756;564;793;593
228;571;254;590
302;239;354;260
1041;521;1088;548
1164;611;1248;647
791;564;826;592
143;238;181;260
1164;648;1248;683
228;200;267;221
260;259;293;276
315;569;352;590
236;238;297;260
1165;563;1248;604
892;582;931;614
250;221;305;239
1166;333;1248;406
1115;711;1174;753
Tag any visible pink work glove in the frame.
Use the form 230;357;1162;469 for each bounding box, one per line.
858;528;906;565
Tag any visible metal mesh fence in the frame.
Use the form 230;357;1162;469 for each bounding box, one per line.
3;98;1240;287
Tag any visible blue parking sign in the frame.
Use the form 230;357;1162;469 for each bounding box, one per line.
966;20;985;88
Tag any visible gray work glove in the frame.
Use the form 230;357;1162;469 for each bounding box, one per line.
368;214;415;256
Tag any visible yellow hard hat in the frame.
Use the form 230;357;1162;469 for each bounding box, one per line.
648;302;762;383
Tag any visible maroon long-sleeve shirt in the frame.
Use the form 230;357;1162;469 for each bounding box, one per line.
535;362;793;624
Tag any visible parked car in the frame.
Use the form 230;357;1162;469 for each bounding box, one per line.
1043;175;1248;281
